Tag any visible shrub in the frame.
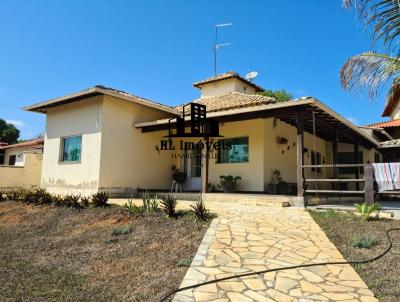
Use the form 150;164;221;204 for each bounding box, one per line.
190;199;210;221
160;194;177;218
176;258;192;267
92;192;109;207
6;189;24;201
141;191;159;213
80;196;90;208
63;194;81;209
0;193;5;202
52;194;64;207
22;188;53;205
111;225;132;236
355;202;381;220
352;236;377;249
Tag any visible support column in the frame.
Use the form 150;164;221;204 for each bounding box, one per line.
296;111;304;199
201;137;210;195
332;129;338;190
364;164;374;205
354;144;360;191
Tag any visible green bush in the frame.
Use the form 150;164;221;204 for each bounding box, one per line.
63;194;81;209
91;192;109;207
21;189;53;205
52;194;64;207
6;189;25;201
190;199;210;221
352;236;377;249
80;196;90;208
355;202;381;220
111;225;132;236
160;194;177;218
176;258;192;267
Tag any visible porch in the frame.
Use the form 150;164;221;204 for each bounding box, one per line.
135;97;380;207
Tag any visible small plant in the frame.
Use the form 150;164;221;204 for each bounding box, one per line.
220;175;241;193
63;194;81;209
6;189;24;201
176;258;192;267
92;192;109;207
355;202;381;220
111;225;132;236
80;196;90;208
124;198;143;214
160;194;177;218
190;198;210;221
141;190;159;213
352;236;377;249
52;194;64;207
0;193;5;202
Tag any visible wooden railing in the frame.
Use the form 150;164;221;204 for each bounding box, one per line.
300;164;374;205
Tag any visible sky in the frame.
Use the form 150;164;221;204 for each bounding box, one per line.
0;0;387;139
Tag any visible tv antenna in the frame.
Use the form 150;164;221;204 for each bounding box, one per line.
245;71;258;82
213;23;232;76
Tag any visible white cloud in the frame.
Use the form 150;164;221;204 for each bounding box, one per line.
346;117;359;125
6;119;26;128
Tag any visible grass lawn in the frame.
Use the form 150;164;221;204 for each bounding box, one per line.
310;209;400;302
0;201;210;302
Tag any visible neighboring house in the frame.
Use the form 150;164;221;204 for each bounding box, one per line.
24;71;385;203
0;138;44;188
364;94;400;161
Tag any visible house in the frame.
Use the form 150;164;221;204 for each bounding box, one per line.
24;71;384;204
364;92;400;161
0;138;44;188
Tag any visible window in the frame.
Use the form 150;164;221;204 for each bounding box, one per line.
311;151;322;172
0;150;4;165
338;151;363;174
8;155;16;166
61;135;82;162
218;137;249;163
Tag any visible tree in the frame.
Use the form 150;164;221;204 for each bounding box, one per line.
0;119;20;144
341;1;400;105
259;89;293;102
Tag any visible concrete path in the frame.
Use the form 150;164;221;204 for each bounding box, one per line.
173;202;377;302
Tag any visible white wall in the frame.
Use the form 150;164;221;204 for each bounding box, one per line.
41;95;103;195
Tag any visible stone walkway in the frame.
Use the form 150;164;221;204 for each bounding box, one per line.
173;202;377;302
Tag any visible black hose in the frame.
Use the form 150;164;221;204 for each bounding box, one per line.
160;227;400;301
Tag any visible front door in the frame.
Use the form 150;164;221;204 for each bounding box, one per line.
183;149;202;191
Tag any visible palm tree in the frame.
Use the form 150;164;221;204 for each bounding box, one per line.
340;0;400;109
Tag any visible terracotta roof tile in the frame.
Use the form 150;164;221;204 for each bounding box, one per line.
365;119;400;129
0;138;44;150
193;71;264;92
175;91;277;113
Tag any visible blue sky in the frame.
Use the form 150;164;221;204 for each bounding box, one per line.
0;0;386;139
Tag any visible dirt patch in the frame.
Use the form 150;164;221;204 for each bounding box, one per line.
0;201;209;302
310;209;400;302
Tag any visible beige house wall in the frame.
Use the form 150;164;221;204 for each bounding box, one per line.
98;95;175;193
0;153;42;188
41;95;104;195
4;146;42;166
208;119;265;191
199;78;257;97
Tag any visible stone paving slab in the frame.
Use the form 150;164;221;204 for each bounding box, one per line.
173;202;378;302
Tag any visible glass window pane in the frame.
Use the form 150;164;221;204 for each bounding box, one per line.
218;137;249;163
62;136;82;162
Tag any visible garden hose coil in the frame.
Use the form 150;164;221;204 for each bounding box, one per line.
160;227;400;301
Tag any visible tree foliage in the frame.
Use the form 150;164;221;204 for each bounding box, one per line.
259;89;293;102
341;0;400;106
0;119;20;144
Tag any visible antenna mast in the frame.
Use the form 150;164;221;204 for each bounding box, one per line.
213;23;232;76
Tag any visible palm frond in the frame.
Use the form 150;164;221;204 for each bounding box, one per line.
340;52;400;98
343;0;400;53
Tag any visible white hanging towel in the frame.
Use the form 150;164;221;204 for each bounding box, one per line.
372;163;400;192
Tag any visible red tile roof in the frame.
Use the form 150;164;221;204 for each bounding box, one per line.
0;138;44;150
175;92;276;113
365;119;400;129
